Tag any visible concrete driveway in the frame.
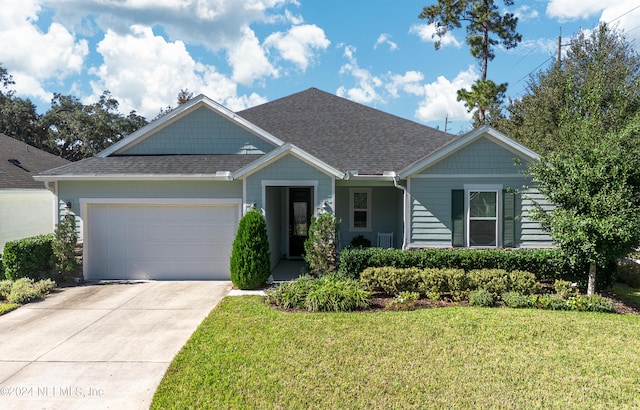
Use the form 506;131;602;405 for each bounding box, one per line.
0;280;231;410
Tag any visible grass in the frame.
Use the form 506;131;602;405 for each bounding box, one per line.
152;296;640;409
0;302;19;316
612;283;640;305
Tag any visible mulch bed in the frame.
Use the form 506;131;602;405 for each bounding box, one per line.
268;292;640;315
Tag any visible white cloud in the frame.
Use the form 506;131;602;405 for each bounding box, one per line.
409;23;461;48
415;66;478;122
374;34;398;51
385;71;424;98
89;25;266;118
512;5;539;21
546;0;608;21
264;24;330;71
336;45;384;104
546;1;640;51
227;25;279;85
0;0;88;98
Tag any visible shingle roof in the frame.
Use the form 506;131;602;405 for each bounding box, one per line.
0;134;69;188
37;88;459;179
38;154;263;177
238;88;457;175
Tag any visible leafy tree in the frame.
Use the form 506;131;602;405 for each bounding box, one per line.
496;23;640;154
177;88;194;105
528;116;640;295
153;88;194;120
40;91;147;160
52;215;79;279
0;64;45;148
304;212;340;277
230;208;271;289
419;0;521;124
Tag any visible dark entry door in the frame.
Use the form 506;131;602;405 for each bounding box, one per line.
289;187;311;258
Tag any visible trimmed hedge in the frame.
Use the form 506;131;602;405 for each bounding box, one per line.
360;267;539;301
2;234;54;280
338;247;615;288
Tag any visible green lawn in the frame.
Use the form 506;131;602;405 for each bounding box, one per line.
152;296;640;409
612;283;640;305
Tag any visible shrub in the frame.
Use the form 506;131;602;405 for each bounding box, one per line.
3;234;54;280
7;278;38;304
386;291;420;311
616;260;640;288
554;279;578;299
266;274;371;312
52;215;79;279
567;294;615;313
229;209;271;289
303;274;370;312
468;269;509;299
304;212;340;276
445;269;469;301
359;267;422;295
502;292;533;308
531;295;569;310
337;247;614;286
264;275;316;309
0;279;12;300
508;270;540;295
33;278;56;298
419;268;449;300
349;235;371;248
469;289;494;307
529;293;615;313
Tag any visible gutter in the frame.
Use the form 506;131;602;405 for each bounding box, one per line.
393;176;408;250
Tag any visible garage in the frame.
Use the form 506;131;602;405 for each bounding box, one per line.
83;200;241;280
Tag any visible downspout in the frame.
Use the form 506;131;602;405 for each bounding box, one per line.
393;176;408;250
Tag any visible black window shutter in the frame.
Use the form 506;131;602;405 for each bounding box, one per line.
503;190;516;248
451;190;465;247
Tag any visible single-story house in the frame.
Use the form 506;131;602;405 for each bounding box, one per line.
35;88;552;281
0;133;70;251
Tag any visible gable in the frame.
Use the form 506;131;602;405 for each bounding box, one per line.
419;136;528;176
118;106;278;155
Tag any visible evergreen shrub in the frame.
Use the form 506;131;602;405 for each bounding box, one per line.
230;209;270;289
3;234;54;280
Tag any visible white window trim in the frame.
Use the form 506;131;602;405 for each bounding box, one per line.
464;184;502;248
349;188;372;232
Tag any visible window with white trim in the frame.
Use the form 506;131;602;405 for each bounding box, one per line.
350;188;371;231
468;190;498;247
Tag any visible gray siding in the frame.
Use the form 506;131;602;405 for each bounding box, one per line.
520;188;555;247
245;154;334;212
421;137;528;175
121;106;276;155
409;176;552;248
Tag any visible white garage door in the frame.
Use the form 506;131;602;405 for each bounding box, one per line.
85;202;239;280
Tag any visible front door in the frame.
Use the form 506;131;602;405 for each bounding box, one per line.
289;187;312;258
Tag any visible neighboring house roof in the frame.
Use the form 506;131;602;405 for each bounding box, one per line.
238;88;457;175
0;133;69;189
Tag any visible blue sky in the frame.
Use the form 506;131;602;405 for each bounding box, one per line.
1;1;639;134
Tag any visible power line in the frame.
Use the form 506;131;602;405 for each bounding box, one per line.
607;5;640;25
